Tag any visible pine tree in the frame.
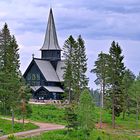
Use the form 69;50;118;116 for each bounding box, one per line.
64;104;78;131
0;24;27;130
63;35;76;103
108;41;125;128
73;35;88;102
91;52;109;108
77;89;95;139
63;35;88;103
129;76;140;128
0;23;12;115
91;52;110;128
122;69;135;119
17;77;32;126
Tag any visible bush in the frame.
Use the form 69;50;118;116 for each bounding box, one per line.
8;134;15;140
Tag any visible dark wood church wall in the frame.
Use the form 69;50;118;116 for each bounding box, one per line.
41;50;61;60
25;63;46;86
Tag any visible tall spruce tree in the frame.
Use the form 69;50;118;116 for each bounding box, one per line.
122;69;135;119
63;35;76;103
0;24;29;129
108;41;125;128
91;52;110;128
63;35;88;103
72;35;88;102
0;23;12;114
128;76;140;128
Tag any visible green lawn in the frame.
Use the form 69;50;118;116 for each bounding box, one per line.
1;104;140;140
27;104;66;124
15;129;140;140
0;118;38;136
10;105;140;140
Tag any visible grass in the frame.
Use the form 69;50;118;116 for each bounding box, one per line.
27;104;66;124
0;118;38;136
94;107;140;130
15;129;140;140
1;104;140;139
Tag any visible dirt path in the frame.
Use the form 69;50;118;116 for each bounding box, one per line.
0;117;65;140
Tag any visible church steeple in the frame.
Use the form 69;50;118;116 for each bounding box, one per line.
41;8;61;64
41;8;61;51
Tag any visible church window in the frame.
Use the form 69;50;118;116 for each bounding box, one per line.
36;74;40;80
32;74;36;80
27;73;31;80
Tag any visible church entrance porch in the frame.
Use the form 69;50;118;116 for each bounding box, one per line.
32;86;63;100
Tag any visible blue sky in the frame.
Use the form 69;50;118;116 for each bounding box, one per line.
0;0;140;89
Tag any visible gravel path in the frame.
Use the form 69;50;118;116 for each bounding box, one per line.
0;117;65;140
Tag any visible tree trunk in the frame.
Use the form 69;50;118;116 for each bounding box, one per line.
23;114;25;129
102;81;106;108
99;107;102;129
99;82;103;129
112;94;115;129
11;109;14;132
123;110;126;120
68;82;71;104
136;101;139;129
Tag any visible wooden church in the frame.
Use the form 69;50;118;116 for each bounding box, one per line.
23;8;65;100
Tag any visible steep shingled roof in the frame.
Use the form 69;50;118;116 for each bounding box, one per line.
34;59;60;82
41;8;61;50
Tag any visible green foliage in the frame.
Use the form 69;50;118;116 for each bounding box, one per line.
128;75;140;128
91;52;110;107
63;35;76;103
0;23;23;116
7;134;15;140
63;35;88;103
96;136;102;140
77;89;95;139
27;105;66;124
108;41;125;117
0;118;38;136
16;129;140;140
64;105;78;130
122;69;135;119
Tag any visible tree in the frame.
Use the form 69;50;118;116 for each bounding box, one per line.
17;77;32;126
91;52;110;128
107;41;125;128
0;23;12;115
72;35;88;101
77;89;95;139
64;104;78;131
0;24;24;131
122;69;135;119
91;52;110;108
63;35;88;103
129;77;140;128
63;35;76;103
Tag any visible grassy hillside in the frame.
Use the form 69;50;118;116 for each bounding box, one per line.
16;129;140;140
1;104;140;139
0;118;38;136
27;104;66;124
16;104;140;140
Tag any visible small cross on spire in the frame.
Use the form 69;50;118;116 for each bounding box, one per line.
32;54;35;59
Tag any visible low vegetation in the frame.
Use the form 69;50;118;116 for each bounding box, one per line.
13;129;140;140
0;118;38;136
27;104;66;124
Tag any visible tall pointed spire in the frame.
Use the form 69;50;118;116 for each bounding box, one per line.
41;8;61;50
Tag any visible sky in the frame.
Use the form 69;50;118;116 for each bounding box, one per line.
0;0;140;89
